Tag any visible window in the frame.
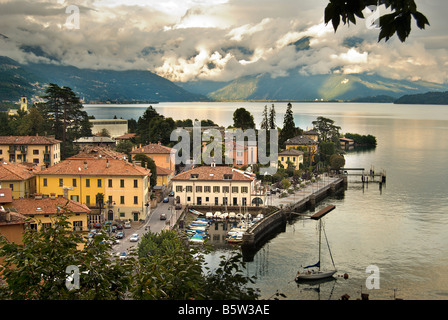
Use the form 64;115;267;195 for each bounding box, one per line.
86;179;90;187
176;185;183;192
33;158;39;164
120;179;125;188
134;196;138;204
59;178;63;187
196;186;202;193
9;184;13;191
205;197;209;202
213;186;220;193
223;186;229;193
86;195;90;205
108;196;113;204
134;179;138;188
73;179;77;187
43;178;47;187
120;196;125;204
223;174;233;180
97;179;102;187
204;186;211;193
33;150;39;155
186;186;192;192
241;187;248;193
108;179;112;188
215;197;219;205
232;186;238;193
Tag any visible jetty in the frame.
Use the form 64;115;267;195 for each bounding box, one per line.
241;174;346;252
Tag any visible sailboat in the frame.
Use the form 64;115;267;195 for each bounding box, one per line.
295;205;337;281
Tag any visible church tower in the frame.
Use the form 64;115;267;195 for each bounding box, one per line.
20;96;28;112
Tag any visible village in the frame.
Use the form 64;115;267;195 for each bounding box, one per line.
0;96;380;254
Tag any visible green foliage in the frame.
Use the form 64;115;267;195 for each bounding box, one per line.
324;0;429;43
136;106;176;145
233;107;255;130
134;230;260;300
312;116;341;142
279;103;298;146
330;153;346;170
133;153;157;187
0;207;133;300
344;132;377;146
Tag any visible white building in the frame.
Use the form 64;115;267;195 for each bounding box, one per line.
171;164;264;207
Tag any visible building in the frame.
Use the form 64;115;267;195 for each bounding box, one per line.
115;133;137;145
90;119;128;138
285;135;319;162
35;158;151;223
224;140;257;167
4;194;91;232
0;189;27;253
130;143;175;187
0;161;39;198
303;130;319;142
278;149;304;170
171;164;264;207
0;135;61;167
8;96;28;117
73;136;116;149
339;137;355;150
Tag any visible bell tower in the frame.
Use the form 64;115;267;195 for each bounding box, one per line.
20;96;27;112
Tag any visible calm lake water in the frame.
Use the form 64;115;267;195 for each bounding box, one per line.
85;102;448;300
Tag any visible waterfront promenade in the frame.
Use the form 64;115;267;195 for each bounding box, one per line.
267;174;343;209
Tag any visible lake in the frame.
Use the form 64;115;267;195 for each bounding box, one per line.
85;102;448;300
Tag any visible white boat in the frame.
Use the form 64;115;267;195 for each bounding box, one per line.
220;212;229;220
235;213;244;220
295;205;337;282
213;211;221;219
189;209;204;216
226;231;244;243
205;212;213;219
229;212;236;219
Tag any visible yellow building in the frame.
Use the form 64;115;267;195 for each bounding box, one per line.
278;149;304;170
0;161;38;199
171;164;263;207
8;96;28;116
0;135;61;167
284;135;319;162
35;158;151;223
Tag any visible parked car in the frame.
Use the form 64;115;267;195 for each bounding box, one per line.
118;252;127;260
160;213;167;220
116;224;123;230
116;231;124;239
124;221;131;229
129;233;139;242
169;191;174;197
163;197;169;203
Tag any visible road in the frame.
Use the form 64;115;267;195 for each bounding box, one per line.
111;196;181;256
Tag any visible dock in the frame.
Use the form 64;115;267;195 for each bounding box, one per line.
242;174;346;252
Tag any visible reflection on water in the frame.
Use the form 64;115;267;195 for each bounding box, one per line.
85;102;448;300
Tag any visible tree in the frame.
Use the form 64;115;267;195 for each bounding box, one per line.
260;105;269;130
137;106;175;145
312;116;341;142
17;107;45;136
133;153;157;187
324;0;429;42
330;153;346;170
0;207;133;300
269;104;276;129
38;83;92;159
232;108;255;130
279;103;297;147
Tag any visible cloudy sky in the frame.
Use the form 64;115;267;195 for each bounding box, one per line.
0;0;447;84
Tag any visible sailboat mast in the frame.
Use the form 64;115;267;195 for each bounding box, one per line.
318;219;322;271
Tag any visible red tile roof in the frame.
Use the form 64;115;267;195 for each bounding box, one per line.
172;165;254;182
68;146;127;160
36;159;151;177
0;161;37;181
0;188;13;204
8;197;91;216
130;143;173;155
0;135;61;145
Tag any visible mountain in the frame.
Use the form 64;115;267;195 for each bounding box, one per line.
0;56;208;103
0;56;46;102
201;70;448;102
394;91;448;104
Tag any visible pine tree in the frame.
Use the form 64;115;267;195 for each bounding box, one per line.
269;104;276;129
279;103;297;147
260;105;268;130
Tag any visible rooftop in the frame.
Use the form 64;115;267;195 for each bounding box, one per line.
285;135;318;145
130;143;173;155
0;161;39;181
172;165;255;182
36;158;151;177
74;136;116;143
8;197;91;216
0;135;61;145
279;149;304;156
68;146;127;160
0;188;13;204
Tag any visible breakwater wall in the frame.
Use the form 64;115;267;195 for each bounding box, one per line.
241;177;345;254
